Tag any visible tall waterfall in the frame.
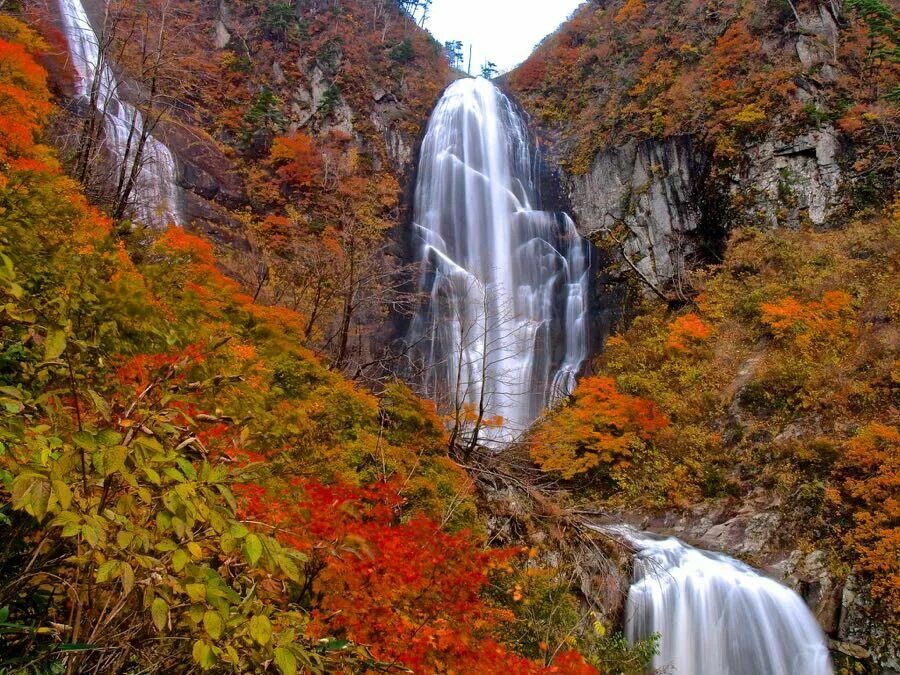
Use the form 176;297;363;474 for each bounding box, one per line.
409;78;589;441
58;0;180;227
619;528;833;675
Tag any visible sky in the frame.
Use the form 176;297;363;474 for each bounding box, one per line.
422;0;586;75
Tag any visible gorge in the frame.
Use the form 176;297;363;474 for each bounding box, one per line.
0;0;895;672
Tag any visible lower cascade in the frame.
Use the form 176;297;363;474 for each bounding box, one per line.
616;527;833;675
409;77;590;442
58;0;181;227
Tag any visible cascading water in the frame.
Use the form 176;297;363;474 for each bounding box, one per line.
615;527;833;675
408;78;589;441
58;0;180;227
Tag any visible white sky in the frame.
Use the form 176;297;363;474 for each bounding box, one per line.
422;0;586;75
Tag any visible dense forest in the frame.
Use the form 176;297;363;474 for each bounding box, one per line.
0;0;896;673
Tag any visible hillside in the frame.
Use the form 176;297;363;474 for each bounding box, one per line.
31;0;455;381
0;11;651;674
509;0;899;668
509;0;897;289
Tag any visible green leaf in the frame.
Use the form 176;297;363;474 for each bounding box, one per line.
120;562;135;595
81;523;99;548
192;639;216;670
96;560;118;583
244;534;263;566
274;646;298;675
12;474;51;522
163;467;185;483
151;598;168;632
176;458;197;480
186;583;207;603
219;532;236;554
44;328;67;361
96;429;123;446
50;510;81;537
142;466;161;485
104;445;127;476
203;610;223;640
229;522;249;539
73;431;96;451
248;614;272;646
51;480;72;510
87;390;111;422
116;530;134;549
172;548;190;572
277;555;301;582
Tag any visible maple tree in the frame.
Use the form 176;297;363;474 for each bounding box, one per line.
531;376;668;481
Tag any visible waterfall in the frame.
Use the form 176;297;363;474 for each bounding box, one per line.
408;78;589;442
615;528;833;675
58;0;181;227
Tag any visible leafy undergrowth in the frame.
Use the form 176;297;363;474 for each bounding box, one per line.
531;205;899;634
0;22;648;674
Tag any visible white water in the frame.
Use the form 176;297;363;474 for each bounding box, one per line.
409;78;589;441
58;0;180;227
615;527;833;675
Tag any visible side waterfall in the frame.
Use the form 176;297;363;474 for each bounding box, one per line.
616;527;833;674
58;0;181;227
408;78;590;441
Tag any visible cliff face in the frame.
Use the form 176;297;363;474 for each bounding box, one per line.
510;0;897;290
46;0;450;245
565;135;709;287
563;122;846;289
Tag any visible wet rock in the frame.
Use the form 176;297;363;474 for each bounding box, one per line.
783;550;843;635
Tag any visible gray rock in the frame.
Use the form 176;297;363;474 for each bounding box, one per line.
214;21;231;50
784;550;843;634
796;5;839;78
735;126;843;227
565;135;708;289
272;61;286;85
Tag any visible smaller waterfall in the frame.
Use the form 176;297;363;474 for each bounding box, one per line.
58;0;180;227
615;528;833;675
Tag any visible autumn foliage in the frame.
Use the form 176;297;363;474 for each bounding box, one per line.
0;20;610;672
830;423;900;618
509;0;897;181
536;204;898;648
666;312;712;352
270;132;322;192
531;376;668;480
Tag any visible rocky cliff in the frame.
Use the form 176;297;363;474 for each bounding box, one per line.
511;0;897;291
46;0;450;246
